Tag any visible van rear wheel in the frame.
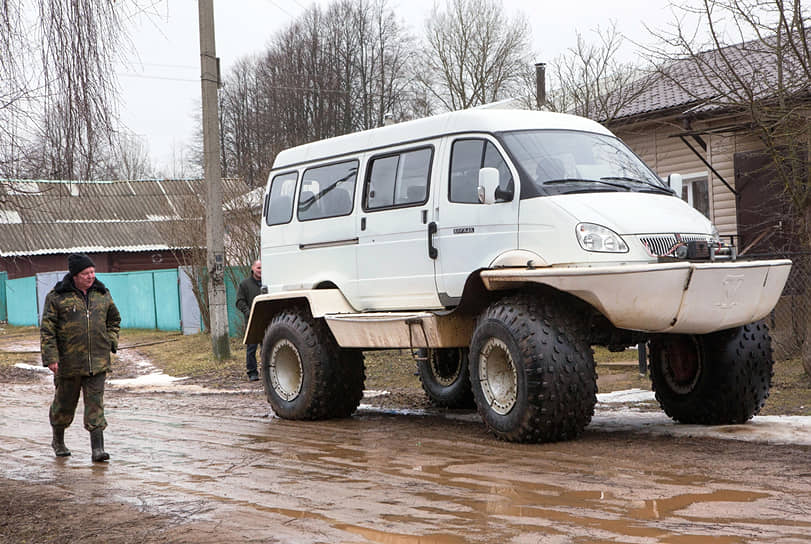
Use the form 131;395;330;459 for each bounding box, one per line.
261;307;364;419
416;348;475;408
469;295;596;443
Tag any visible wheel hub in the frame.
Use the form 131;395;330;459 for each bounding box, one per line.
432;349;462;386
662;336;701;394
478;338;517;415
270;339;303;401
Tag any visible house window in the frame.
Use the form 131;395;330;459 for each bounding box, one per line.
681;173;710;218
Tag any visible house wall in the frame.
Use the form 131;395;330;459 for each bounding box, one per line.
611;116;766;244
0;250;187;280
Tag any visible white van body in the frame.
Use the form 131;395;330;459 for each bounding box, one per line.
246;108;791;443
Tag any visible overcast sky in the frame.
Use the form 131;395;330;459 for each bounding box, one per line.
118;0;685;174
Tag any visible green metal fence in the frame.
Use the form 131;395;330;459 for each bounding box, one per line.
6;276;38;326
2;267;248;336
0;271;7;322
97;270;182;331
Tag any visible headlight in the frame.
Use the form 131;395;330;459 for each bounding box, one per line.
710;224;721;243
576;223;629;253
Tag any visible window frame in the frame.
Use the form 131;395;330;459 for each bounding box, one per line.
448;137;514;204
296;159;359;222
264;170;299;227
362;145;435;213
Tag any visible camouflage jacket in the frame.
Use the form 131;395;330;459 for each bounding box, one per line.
40;274;121;377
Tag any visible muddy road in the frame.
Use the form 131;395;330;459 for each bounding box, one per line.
1;371;809;544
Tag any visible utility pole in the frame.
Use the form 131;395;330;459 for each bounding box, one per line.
198;0;231;360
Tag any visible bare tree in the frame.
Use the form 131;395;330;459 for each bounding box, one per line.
546;23;647;122
96;131;156;180
416;0;533;111
157;178;258;334
646;0;810;244
217;0;414;187
645;0;810;372
0;1;133;181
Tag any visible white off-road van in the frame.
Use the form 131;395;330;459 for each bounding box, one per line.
244;108;791;443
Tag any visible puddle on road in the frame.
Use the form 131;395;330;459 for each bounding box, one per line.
3;360;811;543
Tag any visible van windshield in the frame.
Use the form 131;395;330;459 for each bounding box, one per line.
499;130;671;198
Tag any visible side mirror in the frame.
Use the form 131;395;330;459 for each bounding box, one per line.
667;173;683;198
478;167;500;204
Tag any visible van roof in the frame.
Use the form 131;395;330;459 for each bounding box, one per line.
272;108;613;170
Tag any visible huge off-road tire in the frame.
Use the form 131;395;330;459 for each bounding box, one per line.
415;348;475;409
261;307;365;420
468;294;596;443
649;320;773;425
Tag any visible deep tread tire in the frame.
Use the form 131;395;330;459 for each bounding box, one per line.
469;295;597;443
261;307;364;420
416;348;475;409
649;320;774;425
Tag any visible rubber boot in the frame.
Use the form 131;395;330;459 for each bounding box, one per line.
52;426;71;457
90;429;110;462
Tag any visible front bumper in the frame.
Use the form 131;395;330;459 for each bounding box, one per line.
480;259;792;334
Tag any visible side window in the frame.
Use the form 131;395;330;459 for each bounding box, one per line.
298;160;358;221
265;172;297;226
365;147;432;210
449;139;513;204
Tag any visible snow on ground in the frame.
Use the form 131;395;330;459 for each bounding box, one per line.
365;389;811;446
13;363;810;446
108;373;188;387
14;363;50;373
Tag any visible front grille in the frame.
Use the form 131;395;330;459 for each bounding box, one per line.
638;234;714;257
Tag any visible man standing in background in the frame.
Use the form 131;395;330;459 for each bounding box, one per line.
236;260;262;381
41;253;121;462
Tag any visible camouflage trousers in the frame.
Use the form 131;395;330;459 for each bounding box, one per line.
49;372;107;432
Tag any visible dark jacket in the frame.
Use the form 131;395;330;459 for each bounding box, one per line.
40;274;121;377
236;275;261;319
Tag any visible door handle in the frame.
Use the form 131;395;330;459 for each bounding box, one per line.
427;221;438;259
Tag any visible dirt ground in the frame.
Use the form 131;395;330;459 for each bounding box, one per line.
1;326;809;543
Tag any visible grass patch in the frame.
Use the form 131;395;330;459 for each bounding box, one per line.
122;330;247;387
0;325;41;369
762;357;811;416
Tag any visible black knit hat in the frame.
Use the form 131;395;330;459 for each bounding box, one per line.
68;253;95;276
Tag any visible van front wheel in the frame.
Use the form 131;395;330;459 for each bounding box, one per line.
469;295;596;443
649;321;773;424
261;307;363;419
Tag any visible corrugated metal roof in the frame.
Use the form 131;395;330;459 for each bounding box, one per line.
0;178;248;257
606;32;811;122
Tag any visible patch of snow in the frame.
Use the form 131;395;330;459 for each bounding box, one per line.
363;390;390;398
361;389;811;446
108;373;189;387
14;363;50;373
590;411;811;446
597;388;656;404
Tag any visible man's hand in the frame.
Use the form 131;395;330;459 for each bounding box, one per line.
48;363;58;374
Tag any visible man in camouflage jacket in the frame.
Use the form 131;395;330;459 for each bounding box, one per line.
41;253;120;462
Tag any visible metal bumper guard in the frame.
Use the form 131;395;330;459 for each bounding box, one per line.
480;259;792;334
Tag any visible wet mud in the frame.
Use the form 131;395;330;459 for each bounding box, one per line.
2;365;810;544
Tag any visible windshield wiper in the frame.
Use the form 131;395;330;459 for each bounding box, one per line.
600;176;672;194
544;178;631;191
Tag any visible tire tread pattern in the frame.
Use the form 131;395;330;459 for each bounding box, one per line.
650;320;774;425
469;294;597;443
